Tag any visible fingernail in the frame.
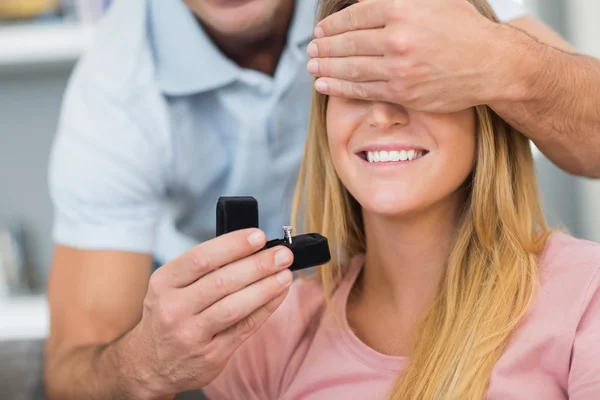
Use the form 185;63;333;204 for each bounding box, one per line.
307;59;319;75
307;42;318;58
314;27;324;38
276;270;293;285
314;79;328;93
248;230;265;247
275;249;292;268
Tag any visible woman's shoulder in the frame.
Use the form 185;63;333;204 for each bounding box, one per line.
522;231;600;396
537;231;600;312
539;231;600;280
489;233;600;397
267;255;365;330
269;271;328;330
242;271;328;353
203;273;328;399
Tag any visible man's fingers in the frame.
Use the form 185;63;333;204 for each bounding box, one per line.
307;29;386;58
211;290;289;356
157;228;267;288
194;268;293;340
314;78;390;102
182;245;293;313
315;0;387;38
308;56;388;82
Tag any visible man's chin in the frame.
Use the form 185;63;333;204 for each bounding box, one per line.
210;18;278;44
200;5;277;40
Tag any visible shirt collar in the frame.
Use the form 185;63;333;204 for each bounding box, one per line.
148;0;318;96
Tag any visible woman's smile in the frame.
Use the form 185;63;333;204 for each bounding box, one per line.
355;144;430;166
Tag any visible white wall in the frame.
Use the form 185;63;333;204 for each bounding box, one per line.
0;64;73;289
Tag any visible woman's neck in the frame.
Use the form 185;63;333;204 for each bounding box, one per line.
357;198;463;325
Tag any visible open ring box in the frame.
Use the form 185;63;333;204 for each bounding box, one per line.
216;197;331;272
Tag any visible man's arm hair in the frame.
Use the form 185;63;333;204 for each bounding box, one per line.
45;331;141;399
489;16;600;178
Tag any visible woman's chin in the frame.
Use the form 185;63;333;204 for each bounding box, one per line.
356;187;466;223
359;197;423;219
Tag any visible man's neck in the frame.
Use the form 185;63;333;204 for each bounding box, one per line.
199;0;295;76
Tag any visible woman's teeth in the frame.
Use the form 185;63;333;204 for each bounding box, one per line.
366;150;425;163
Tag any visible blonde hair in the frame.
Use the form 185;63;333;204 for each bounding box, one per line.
291;1;551;398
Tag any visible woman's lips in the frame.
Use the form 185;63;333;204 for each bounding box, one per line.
356;149;429;164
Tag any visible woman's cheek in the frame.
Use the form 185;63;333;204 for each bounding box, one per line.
327;104;353;156
327;100;367;144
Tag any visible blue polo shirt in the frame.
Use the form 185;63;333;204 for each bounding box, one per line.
48;0;527;264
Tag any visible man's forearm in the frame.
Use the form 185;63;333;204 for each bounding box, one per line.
488;23;600;178
44;332;166;400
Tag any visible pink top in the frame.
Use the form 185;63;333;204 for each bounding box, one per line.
204;232;600;399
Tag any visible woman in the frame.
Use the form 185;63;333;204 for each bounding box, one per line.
203;0;600;398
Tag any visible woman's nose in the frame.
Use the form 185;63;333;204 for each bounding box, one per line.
367;102;409;131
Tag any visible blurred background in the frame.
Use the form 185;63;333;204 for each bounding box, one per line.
0;0;598;397
0;0;110;338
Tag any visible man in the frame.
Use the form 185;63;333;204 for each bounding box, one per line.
44;0;600;398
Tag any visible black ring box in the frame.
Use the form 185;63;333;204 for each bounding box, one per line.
216;197;331;271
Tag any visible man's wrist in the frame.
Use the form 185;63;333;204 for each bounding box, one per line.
102;326;173;400
484;22;543;106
